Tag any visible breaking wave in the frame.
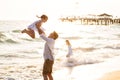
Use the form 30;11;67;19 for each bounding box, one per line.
0;31;36;44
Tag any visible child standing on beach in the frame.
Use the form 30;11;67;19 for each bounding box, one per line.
66;40;76;66
21;14;48;38
66;40;73;58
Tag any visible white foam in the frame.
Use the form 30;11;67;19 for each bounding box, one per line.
54;56;120;80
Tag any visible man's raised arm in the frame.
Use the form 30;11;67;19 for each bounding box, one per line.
36;23;45;35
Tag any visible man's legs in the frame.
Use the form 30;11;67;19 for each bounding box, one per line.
43;73;53;80
47;73;53;80
43;74;48;80
43;60;54;80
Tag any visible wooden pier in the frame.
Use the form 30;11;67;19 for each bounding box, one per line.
59;13;120;25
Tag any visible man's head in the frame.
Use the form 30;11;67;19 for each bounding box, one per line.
48;31;58;40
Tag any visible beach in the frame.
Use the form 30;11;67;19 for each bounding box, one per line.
0;20;120;80
98;70;120;80
0;55;120;80
53;56;120;80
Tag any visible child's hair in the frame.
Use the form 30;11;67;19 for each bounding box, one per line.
53;31;59;40
41;14;48;20
66;40;71;46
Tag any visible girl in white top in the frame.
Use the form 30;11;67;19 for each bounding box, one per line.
66;40;73;58
21;14;48;38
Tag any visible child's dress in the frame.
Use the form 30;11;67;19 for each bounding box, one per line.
66;45;73;57
28;20;45;31
66;45;75;67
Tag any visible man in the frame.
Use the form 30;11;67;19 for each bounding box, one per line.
36;26;58;80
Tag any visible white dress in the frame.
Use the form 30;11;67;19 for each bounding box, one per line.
28;20;45;31
66;45;73;57
66;45;75;66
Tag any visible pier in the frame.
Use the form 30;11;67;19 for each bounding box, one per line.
59;13;120;25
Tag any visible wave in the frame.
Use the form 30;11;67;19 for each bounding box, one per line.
0;32;6;38
61;36;81;40
73;47;97;52
64;57;102;67
104;45;120;49
5;39;18;43
20;38;33;41
0;54;37;59
117;34;120;38
0;39;18;43
0;31;35;44
56;45;120;68
12;30;21;33
59;51;120;67
57;54;103;67
0;32;18;43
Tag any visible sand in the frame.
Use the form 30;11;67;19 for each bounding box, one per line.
0;56;120;80
0;64;43;80
98;71;120;80
53;56;120;80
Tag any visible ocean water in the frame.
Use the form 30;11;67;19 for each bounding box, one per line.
0;20;120;79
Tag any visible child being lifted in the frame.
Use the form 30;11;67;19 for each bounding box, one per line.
21;14;48;38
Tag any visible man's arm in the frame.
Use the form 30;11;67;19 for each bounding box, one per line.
36;23;50;42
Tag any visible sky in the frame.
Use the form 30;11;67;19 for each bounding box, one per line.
0;0;120;20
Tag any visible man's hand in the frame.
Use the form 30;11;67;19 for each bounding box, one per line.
36;24;45;35
36;21;41;29
66;54;70;57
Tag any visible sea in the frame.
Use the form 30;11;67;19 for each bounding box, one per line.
0;20;120;80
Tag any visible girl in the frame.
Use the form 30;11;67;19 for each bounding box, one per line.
66;40;73;58
21;14;48;38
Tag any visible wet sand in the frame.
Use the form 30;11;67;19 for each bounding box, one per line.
54;56;120;80
0;64;43;80
0;56;120;80
98;70;120;80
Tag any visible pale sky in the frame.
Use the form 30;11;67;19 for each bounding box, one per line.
0;0;120;20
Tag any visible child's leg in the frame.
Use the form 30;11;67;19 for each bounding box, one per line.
21;29;27;33
28;29;35;38
21;28;35;38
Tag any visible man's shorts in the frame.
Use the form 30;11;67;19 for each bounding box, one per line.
42;59;54;75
